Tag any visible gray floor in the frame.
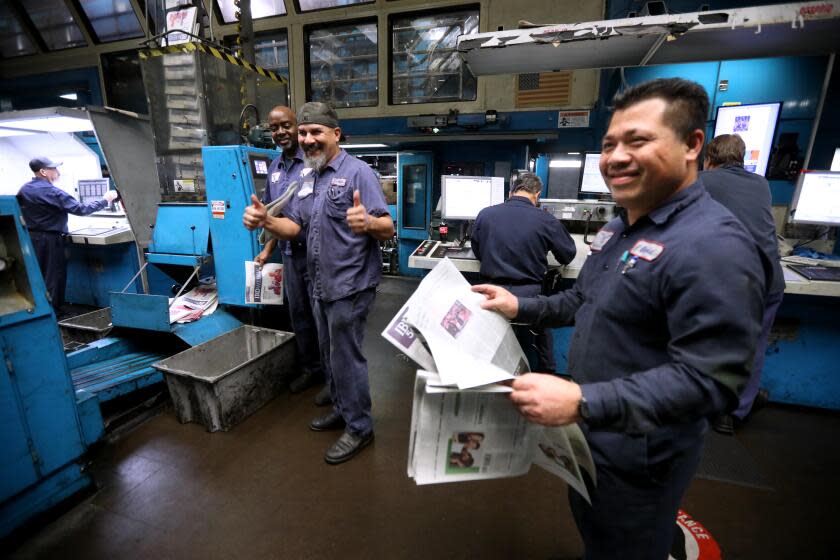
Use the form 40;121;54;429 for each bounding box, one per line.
9;277;840;559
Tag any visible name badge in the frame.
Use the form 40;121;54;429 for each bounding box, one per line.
330;177;346;187
270;171;281;183
629;239;665;261
590;229;615;252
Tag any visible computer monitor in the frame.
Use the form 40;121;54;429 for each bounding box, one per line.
441;175;504;220
713;102;781;177
790;171;840;227
578;152;611;199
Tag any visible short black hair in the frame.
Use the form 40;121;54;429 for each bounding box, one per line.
612;78;709;139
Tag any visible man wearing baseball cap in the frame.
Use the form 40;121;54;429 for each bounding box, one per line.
243;102;394;464
17;156;119;313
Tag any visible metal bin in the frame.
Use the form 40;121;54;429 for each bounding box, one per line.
58;308;113;344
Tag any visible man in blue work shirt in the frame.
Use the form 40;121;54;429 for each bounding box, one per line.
243;102;394;464
471;172;576;373
702;133;784;434
474;79;769;558
254;105;327;400
17;157;118;313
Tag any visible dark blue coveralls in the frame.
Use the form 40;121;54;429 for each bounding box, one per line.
516;182;768;559
263;148;323;381
17;177;109;309
471;195;576;372
700;165;785;420
284;150;389;437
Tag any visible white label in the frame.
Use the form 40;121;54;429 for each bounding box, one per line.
211;200;225;219
557;110;590;128
174;179;196;192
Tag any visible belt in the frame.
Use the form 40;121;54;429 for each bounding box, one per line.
480;276;540;287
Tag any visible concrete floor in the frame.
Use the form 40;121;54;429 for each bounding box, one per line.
9;277;840;559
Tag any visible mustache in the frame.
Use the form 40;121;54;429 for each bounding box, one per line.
303;143;324;153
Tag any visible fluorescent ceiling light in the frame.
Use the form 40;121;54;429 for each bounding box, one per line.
0;115;93;133
831;148;840;172
340;143;388;149
0;128;36;137
59;93;78;101
550;159;582;168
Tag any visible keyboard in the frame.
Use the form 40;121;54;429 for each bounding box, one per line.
782;255;840;267
786;264;840;282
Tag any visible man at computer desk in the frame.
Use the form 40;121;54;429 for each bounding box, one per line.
471;172;576;373
701;133;784;434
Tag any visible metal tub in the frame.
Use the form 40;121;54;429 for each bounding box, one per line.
152;326;295;432
58;308;113;344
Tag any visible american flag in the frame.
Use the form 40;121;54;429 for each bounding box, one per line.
516;71;573;108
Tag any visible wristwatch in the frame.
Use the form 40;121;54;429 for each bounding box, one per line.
578;395;591;422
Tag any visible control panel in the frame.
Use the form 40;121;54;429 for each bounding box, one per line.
413;239;439;258
540;198;617;224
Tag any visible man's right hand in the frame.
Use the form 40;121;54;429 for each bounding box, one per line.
472;284;518;319
254;248;271;266
103;190;119;203
243;195;267;231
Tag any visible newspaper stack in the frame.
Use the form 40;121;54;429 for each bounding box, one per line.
382;258;596;500
169;282;219;324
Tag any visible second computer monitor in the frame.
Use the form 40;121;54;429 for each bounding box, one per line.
790;171;840;227
441;175;505;220
578;152;611;199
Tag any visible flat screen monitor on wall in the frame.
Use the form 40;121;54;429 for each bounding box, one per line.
713;102;782;177
790;171;840;227
578;152;611;199
441;175;505;220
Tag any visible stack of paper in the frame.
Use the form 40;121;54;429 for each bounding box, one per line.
169;282;219;324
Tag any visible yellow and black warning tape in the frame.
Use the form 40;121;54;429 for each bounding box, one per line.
139;42;287;85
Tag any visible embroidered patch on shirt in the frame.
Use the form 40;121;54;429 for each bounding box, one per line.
298;178;314;198
330;177;346;187
590;229;615;252
629;239;665;261
270;171;281;183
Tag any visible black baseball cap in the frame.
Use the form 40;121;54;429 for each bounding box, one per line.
29;157;63;173
297;102;340;128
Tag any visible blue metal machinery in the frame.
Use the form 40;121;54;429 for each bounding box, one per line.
397;152;434;277
203;145;279;306
0;197;103;538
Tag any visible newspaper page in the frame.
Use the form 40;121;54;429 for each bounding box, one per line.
381;304;437;373
409;371;541;485
401;258;528;388
168;282;218;324
533;425;595;504
244;262;284;305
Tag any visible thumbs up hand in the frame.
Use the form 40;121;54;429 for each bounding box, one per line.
243;194;268;231
346;189;370;234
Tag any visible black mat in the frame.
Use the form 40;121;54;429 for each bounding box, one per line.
695;431;774;491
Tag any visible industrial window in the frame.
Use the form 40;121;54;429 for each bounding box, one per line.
20;0;87;51
0;0;37;58
215;0;286;24
296;0;373;13
134;0;162;35
78;0;144;43
101;49;149;114
305;20;377;108
254;30;290;83
390;7;479;105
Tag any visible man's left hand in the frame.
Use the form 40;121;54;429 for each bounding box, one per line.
346;190;370;234
509;373;583;426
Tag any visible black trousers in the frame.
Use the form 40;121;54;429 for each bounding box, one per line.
29;231;67;309
506;283;557;373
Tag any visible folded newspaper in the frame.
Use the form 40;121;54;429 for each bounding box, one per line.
245;261;284;305
383;259;596;499
169;282;219;324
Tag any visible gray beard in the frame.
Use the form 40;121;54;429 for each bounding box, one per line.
304;152;327;172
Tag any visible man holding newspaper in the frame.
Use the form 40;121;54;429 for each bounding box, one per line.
475;78;769;559
243;102;394;465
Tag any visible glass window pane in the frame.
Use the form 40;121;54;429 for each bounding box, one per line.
101;49;149;114
402;164;427;229
79;0;143;42
215;0;286;24
254;31;290;83
298;0;372;12
0;0;37;57
307;21;377;108
21;0;87;50
391;9;478;105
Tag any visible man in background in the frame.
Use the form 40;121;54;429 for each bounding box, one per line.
471;172;576;372
255;105;327;402
702;133;784;434
17;157;118;314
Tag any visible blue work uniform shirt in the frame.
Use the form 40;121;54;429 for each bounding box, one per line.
472;195;577;285
700;165;785;296
262;148;306;255
284;150;390;302
17;178;109;233
517;181;769;436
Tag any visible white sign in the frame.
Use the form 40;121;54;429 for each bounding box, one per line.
174;179;196;192
557;110;590;128
211;200;225;219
